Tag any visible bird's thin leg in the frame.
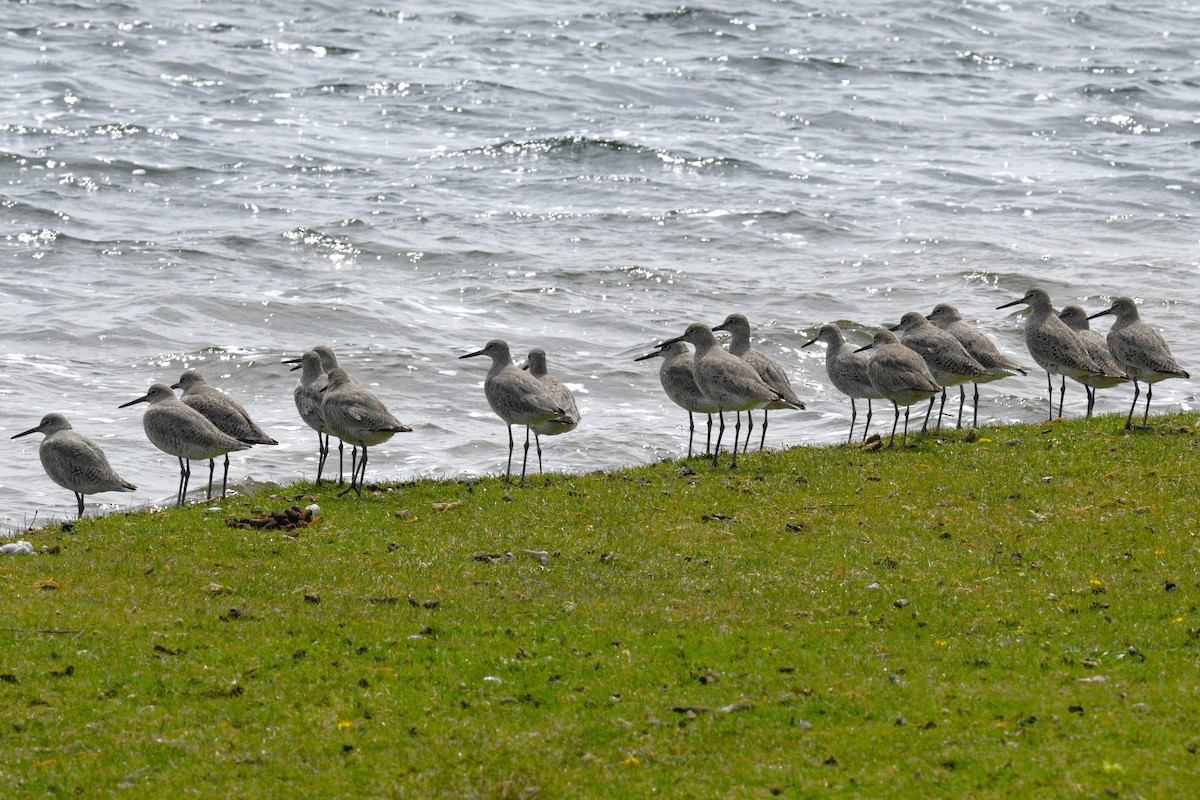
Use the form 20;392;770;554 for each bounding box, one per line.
520;426;531;483
358;447;368;496
889;403;900;447
848;397;857;444
316;432;328;484
863;399;873;441
1125;381;1140;430
338;446;367;498
338;439;345;485
221;453;231;499
1057;375;1066;420
705;414;713;456
936;389;947;431
686;411;695;458
758;410;768;452
206;458;215;500
902;405;912;446
75;492;84;520
732;413;742;468
972;383;980;428
1142;383;1153;428
1086;387;1095;418
956;385;966;430
177;457;190;507
921;396;934;432
1046;372;1054;422
712;411;726;466
535;431;544;474
505;424;515;482
353;447;367;497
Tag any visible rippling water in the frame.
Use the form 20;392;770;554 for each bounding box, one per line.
2;1;1197;525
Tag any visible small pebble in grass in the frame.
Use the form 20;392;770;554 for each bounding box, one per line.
893;598;909;608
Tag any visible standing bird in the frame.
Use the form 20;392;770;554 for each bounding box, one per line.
119;384;251;506
656;323;798;468
319;368;412;498
12;413;136;519
711;313;805;451
1087;297;1189;429
283;350;332;483
635;341;719;458
856;329;942;446
312;345;360;485
997;288;1120;421
172;370;278;499
459;339;574;483
522;348;580;474
927;303;1027;428
801;324;880;443
1057;305;1128;418
891;312;993;431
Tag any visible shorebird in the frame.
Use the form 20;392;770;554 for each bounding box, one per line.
635;341;719;457
891;311;993;430
997;288;1120;421
927;303;1027;428
119;383;251;506
283;350;332;483
523;347;580;474
12;413;136;519
856;329;941;446
319;368;412;498
460;339;574;482
313;345;360;484
801;324;880;443
711;313;804;451
1088;296;1190;429
656;323;799;467
1057;305;1128;418
172;370;277;499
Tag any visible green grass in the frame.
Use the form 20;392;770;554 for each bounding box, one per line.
3;414;1199;798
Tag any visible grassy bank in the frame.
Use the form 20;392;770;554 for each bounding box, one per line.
2;414;1198;798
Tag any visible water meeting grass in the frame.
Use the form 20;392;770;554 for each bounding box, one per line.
2;414;1198;798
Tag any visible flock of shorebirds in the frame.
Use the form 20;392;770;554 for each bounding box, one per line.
637;290;1189;464
9;288;1191;520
